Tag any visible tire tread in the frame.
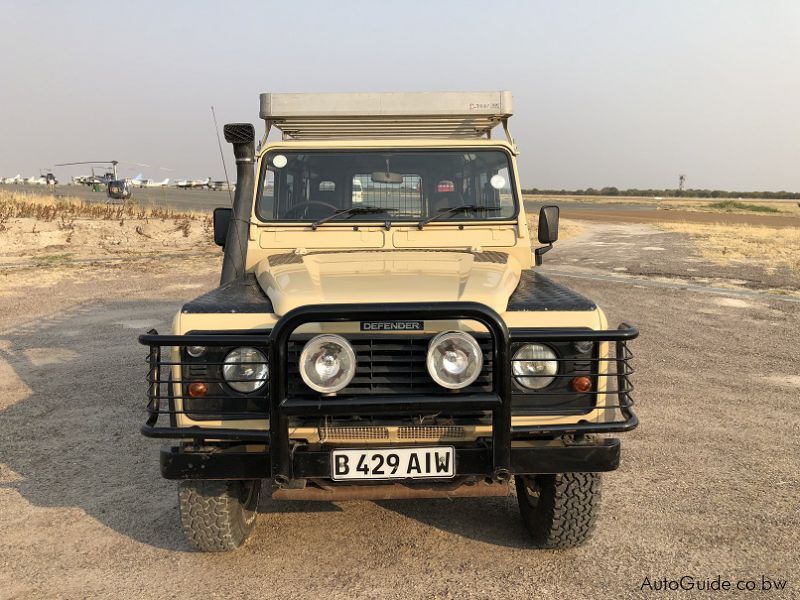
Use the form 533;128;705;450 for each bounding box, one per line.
178;480;260;552
516;472;601;549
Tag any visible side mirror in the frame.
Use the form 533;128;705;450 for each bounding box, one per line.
537;205;559;244
213;207;232;247
534;205;559;266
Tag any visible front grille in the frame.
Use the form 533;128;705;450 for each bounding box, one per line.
398;425;466;440
287;334;493;397
317;424;469;441
319;425;390;441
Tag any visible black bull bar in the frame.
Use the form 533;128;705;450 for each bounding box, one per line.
139;302;638;483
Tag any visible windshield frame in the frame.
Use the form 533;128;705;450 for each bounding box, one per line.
252;147;521;226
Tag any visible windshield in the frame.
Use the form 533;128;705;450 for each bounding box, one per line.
256;150;517;223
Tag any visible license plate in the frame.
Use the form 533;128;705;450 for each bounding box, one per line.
331;446;455;481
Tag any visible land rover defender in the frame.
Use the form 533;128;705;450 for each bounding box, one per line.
139;91;638;551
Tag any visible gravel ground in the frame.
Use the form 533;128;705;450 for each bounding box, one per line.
1;227;798;598
545;221;799;294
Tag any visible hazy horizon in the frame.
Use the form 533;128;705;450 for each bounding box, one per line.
1;1;798;191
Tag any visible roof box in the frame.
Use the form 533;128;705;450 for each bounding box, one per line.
259;91;513;140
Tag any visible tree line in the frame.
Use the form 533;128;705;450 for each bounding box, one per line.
522;187;800;200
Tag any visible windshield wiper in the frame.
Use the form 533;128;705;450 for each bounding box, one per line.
417;205;502;229
311;206;396;230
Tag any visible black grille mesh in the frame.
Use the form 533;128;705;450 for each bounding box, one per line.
287;335;493;397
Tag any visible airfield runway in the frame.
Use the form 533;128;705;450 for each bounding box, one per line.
0;216;797;598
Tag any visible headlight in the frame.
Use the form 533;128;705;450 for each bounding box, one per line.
512;344;558;390
426;331;483;389
223;347;268;393
299;334;356;393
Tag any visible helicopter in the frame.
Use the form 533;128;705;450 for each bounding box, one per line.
55;160;132;200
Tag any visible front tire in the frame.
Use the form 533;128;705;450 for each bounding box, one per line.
178;479;261;551
515;472;601;548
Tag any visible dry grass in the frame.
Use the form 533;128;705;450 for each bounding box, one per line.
523;194;800;216
659;222;800;272
0;189;208;223
0;191;215;268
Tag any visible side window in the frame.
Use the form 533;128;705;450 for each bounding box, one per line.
491;167;514;210
260;169;275;217
280;171;297;215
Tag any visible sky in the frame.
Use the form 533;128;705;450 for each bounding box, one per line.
1;0;799;191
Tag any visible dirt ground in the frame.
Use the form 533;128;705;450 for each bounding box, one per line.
0;191;217;269
557;206;800;228
1;216;798;598
547;221;800;295
524;196;800;230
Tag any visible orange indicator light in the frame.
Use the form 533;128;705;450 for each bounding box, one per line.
188;382;208;397
571;376;592;393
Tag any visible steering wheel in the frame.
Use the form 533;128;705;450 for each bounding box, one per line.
283;201;338;220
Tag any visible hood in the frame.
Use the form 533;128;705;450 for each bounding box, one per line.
256;250;522;317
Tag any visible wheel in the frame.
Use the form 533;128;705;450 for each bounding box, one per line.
515;472;601;548
178;479;261;551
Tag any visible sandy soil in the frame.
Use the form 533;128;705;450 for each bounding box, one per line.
1;219;798;598
0;192;217;269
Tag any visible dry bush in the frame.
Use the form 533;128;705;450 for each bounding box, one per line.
175;219;191;237
57;216;76;231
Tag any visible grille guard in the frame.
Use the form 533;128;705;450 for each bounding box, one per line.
139;302;638;483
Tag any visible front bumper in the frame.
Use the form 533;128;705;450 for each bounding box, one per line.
160;437;622;480
140;301;638;484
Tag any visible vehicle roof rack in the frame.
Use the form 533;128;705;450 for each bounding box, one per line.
259;91;515;146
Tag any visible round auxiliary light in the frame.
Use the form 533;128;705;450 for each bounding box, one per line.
299;334;356;394
426;331;483;390
223;347;269;393
186;345;206;357
512;344;558;390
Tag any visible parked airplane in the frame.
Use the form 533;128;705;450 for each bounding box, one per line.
144;178;170;188
176;177;212;189
130;174;170;188
210;180;232;191
1;174;22;184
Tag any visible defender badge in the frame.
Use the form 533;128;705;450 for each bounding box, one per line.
360;320;424;331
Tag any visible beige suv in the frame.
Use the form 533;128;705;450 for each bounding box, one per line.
140;92;638;551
